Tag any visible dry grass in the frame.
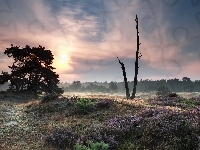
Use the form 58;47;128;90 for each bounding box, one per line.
0;92;199;149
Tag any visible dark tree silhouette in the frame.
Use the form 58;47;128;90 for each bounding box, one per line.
117;57;130;99
1;44;63;95
70;81;82;91
131;14;142;99
117;14;142;99
156;85;171;96
0;72;10;84
109;81;118;92
182;77;192;82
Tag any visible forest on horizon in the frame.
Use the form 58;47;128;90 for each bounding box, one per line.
2;76;198;93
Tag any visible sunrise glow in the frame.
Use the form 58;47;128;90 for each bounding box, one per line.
0;1;199;82
60;54;68;64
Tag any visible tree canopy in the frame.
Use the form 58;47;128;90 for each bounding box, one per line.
109;81;118;92
0;44;63;95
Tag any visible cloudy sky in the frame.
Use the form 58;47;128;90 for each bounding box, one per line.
0;0;200;83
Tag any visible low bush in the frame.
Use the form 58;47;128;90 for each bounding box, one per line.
42;106;199;149
156;85;171;97
95;99;113;109
117;140;137;150
85;107;199;149
77;130;119;150
76;98;94;114
134;107;200;149
40;93;59;103
167;92;179;97
75;140;109;150
178;97;197;108
76;114;143;149
44;126;77;149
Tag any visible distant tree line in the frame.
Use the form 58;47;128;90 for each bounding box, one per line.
60;81;119;93
0;45;199;94
59;77;200;93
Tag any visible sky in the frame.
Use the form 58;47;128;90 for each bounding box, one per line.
0;0;200;83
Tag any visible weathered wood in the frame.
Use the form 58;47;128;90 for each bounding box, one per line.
117;57;130;99
117;15;142;100
131;14;142;99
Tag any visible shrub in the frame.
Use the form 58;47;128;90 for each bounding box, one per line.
76;107;199;149
75;140;109;150
156;85;171;97
117;140;137;150
77;124;119;150
44;126;76;149
96;99;113;109
76;98;94;114
178;98;197;108
105;115;142;137
40;93;59;103
76;114;143;149
167;92;178;97
134;108;199;149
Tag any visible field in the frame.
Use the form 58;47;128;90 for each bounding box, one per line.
0;92;200;150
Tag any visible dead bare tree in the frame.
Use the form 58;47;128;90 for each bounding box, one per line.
117;14;142;99
117;57;130;99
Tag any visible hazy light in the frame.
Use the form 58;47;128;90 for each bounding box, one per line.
60;54;68;64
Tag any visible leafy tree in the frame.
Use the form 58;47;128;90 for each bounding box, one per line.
70;81;82;91
98;85;108;92
182;77;191;82
85;83;96;92
0;44;63;95
109;81;118;92
0;72;10;84
144;85;154;92
156;85;171;96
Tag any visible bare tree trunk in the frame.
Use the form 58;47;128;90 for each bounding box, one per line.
117;57;130;99
117;15;141;100
131;15;142;99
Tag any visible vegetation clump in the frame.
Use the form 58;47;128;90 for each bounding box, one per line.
136;108;199;149
156;85;171;97
177;97;197;108
149;95;199;109
44;126;76;149
40;93;60;103
76;98;95;114
167;92;179;97
75;140;109;150
76;114;143;149
77;129;119;150
95;99;113;109
2;93;200;149
0;44;63;95
73;98;200;149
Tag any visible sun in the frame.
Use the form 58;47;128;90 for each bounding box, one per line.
60;54;68;63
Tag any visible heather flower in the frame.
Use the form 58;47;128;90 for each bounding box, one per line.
95;99;113;109
135;107;199;149
44;126;76;149
76;124;119;149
